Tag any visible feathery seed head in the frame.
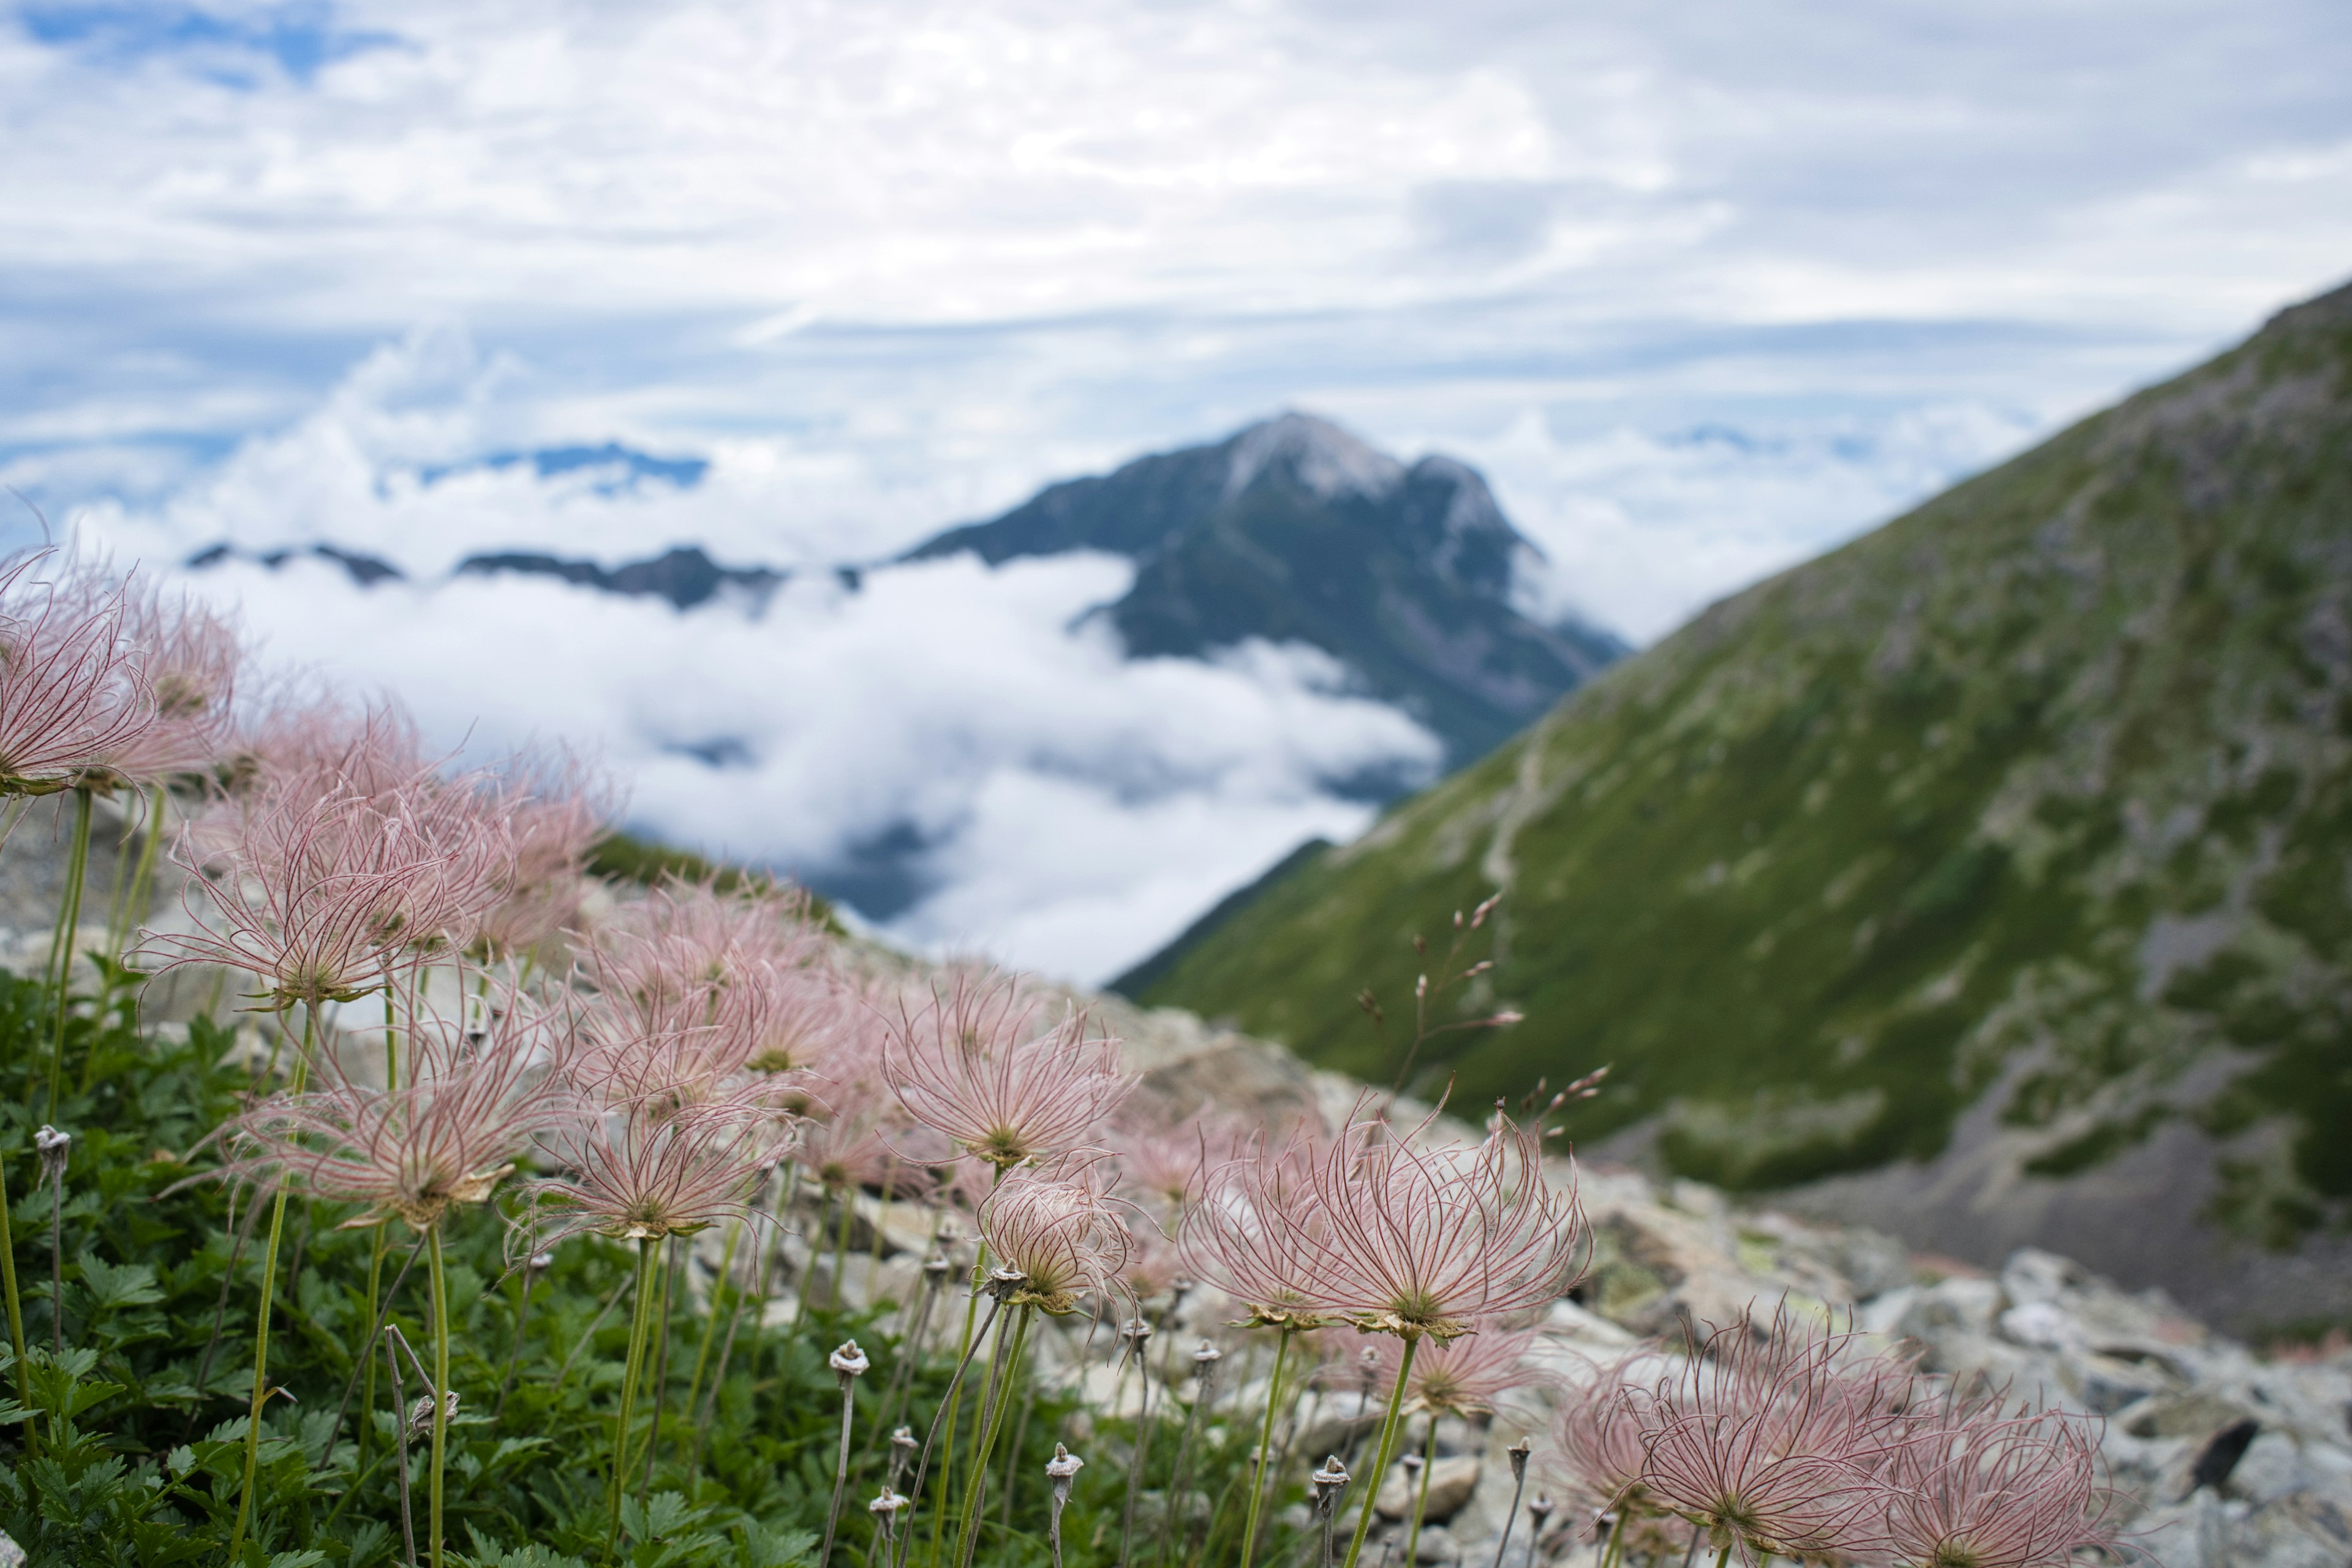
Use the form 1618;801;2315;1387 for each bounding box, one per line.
1285;1101;1586;1341
884;972;1131;1170
518;1090;791;1250
1869;1396;2116;1568
976;1167;1134;1314
204;976;578;1231
1632;1302;1911;1562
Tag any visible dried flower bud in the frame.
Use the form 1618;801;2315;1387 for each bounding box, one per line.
831;1340;870;1383
1192;1339;1221;1366
1046;1442;1084;1488
1120;1316;1153;1344
869;1486;908;1548
1402;1453;1425;1477
34;1125;69;1185
924;1253;952;1280
404;1389;459;1444
891;1425;917;1452
983;1264;1031;1302
1311;1455;1352;1516
1528;1494;1555;1528
527;1250;554;1274
1508;1436;1532;1482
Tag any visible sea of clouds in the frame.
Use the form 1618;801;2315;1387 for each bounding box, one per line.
58;323;2041;984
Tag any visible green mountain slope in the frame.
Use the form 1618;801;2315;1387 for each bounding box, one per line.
1138;282;2352;1294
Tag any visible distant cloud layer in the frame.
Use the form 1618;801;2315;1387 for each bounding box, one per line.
4;0;2348;977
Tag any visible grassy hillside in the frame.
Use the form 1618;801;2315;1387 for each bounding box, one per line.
1139;281;2352;1245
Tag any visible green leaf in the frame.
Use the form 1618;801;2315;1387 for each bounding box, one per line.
78;1250;164;1310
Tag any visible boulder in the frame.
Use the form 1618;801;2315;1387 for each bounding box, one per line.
1377;1455;1482;1522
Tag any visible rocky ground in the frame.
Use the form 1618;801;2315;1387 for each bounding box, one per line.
769;983;2352;1568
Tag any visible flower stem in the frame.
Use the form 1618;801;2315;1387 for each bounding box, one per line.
386;1327;418;1568
1120;1331;1163;1568
1237;1327;1294;1568
110;782;167;960
927;1231;995;1568
639;1235;679;1496
1337;1334;1418;1568
428;1226;450;1568
954;1303;1031;1568
1484;1453;1530;1568
831;1187;855;1308
677;1219;742;1440
609;1237;658;1548
224;1008;312;1565
896;1292;1004;1568
821;1356;864;1568
0;1146;28;1441
1402;1420;1436;1568
44;784;91;1121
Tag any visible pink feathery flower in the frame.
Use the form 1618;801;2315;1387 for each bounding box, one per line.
205;976;578;1228
1377;1318;1542;1419
1866;1395;2117;1568
473;748;614;960
976;1166;1136;1315
586;881;833;1067
883;972;1133;1171
518;1088;792;1250
791;1090;903;1195
1284;1104;1586;1341
81;577;241;788
1180;1121;1335;1330
1113;1117;1243;1229
1632;1304;1910;1563
0;554;156;796
138;783;457;1010
1550;1349;1668;1517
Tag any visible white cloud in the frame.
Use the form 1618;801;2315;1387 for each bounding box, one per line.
94;492;1436;984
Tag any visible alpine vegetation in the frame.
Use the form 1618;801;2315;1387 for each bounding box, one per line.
0;545;2130;1568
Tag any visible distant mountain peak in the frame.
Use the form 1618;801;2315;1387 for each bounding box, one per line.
902;412;1627;766
1224;412;1405;504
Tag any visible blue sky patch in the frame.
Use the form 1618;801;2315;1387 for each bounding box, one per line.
20;2;399;87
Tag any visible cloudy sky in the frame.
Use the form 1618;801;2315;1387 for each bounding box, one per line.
3;0;2348;981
